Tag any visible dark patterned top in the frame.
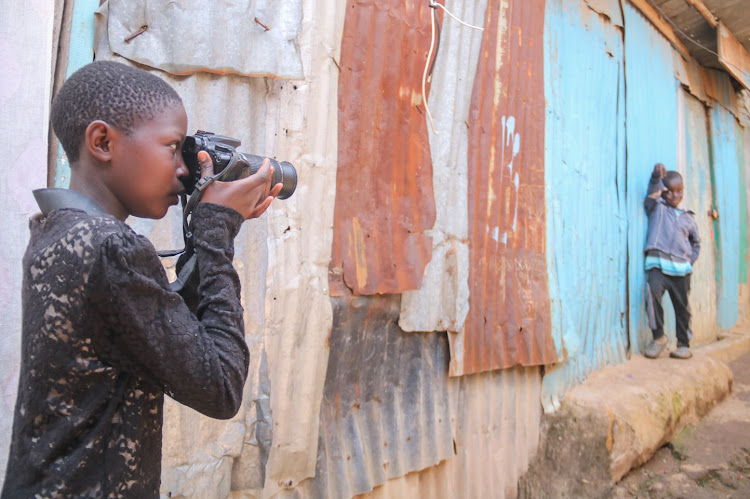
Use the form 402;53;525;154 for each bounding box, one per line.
2;203;249;498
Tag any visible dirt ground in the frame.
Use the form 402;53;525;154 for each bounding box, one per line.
612;351;750;498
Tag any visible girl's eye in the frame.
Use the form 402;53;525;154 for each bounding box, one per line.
169;143;178;152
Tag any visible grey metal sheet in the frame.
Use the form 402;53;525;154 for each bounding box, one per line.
400;0;488;333
283;295;453;498
357;365;543;499
107;0;303;79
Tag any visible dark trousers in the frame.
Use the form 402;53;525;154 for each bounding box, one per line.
646;269;692;347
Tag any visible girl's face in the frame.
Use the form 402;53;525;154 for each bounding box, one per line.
107;104;189;219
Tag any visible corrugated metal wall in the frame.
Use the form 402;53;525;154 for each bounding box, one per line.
399;0;487;334
94;0;343;495
329;0;436;297
710;103;743;329
281;296;453;498
541;0;628;411
679;88;719;345
359;366;542;499
623;3;679;354
453;0;558;376
7;0;750;497
0;3;56;489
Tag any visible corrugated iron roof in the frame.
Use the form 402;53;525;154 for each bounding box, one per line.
329;0;436;296
450;0;558;376
650;0;750;79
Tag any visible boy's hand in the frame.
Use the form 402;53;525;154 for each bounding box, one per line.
652;163;667;179
196;151;283;220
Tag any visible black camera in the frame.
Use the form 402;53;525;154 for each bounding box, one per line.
181;131;297;199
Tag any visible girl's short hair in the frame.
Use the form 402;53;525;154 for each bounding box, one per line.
51;60;183;162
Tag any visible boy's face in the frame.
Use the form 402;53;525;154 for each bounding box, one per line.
662;178;684;208
108;104;189;219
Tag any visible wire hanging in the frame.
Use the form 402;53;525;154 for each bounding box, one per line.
422;1;484;134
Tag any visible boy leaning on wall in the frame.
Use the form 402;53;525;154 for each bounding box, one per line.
1;60;283;498
643;163;701;360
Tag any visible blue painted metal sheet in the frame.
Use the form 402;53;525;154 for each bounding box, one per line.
624;3;679;354
54;0;101;188
710;104;743;329
541;0;628;410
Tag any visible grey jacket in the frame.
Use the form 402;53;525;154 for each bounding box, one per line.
644;176;701;264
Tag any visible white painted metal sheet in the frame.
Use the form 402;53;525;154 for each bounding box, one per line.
257;0;344;493
0;2;56;488
108;0;303;79
678;88;719;345
399;0;487;334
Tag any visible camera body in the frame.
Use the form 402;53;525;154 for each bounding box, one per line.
181;131;297;199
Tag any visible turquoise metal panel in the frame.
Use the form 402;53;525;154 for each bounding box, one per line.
54;0;101;188
624;4;679;354
710;104;742;329
541;0;628;410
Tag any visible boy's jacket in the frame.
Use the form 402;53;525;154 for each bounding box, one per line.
644;177;701;264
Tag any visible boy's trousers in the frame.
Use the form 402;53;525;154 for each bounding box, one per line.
646;268;692;347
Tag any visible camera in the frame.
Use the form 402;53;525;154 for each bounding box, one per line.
181;131;297;199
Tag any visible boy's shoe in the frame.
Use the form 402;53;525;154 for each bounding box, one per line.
669;346;692;359
644;335;668;359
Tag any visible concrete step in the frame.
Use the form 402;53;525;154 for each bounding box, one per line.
518;327;750;498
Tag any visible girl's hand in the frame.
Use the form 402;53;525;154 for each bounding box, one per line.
196;151;283;219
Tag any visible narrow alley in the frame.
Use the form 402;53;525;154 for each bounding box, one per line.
615;350;750;498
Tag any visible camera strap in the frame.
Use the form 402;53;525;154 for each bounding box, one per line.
158;152;242;293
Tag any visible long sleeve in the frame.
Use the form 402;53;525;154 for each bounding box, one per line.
87;203;249;419
689;218;701;264
644;176;664;214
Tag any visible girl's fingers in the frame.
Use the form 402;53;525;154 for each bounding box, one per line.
198;151;214;179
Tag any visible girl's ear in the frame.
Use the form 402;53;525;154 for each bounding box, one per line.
84;120;116;162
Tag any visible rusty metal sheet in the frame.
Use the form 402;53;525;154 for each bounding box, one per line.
703;68;741;119
450;0;556;376
400;0;488;333
329;0;436;296
278;295;453;498
673;51;708;104
357;365;543;499
717;20;750;92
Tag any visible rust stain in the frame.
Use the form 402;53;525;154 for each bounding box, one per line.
329;0;436;296
606;408;615;452
454;0;556;375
